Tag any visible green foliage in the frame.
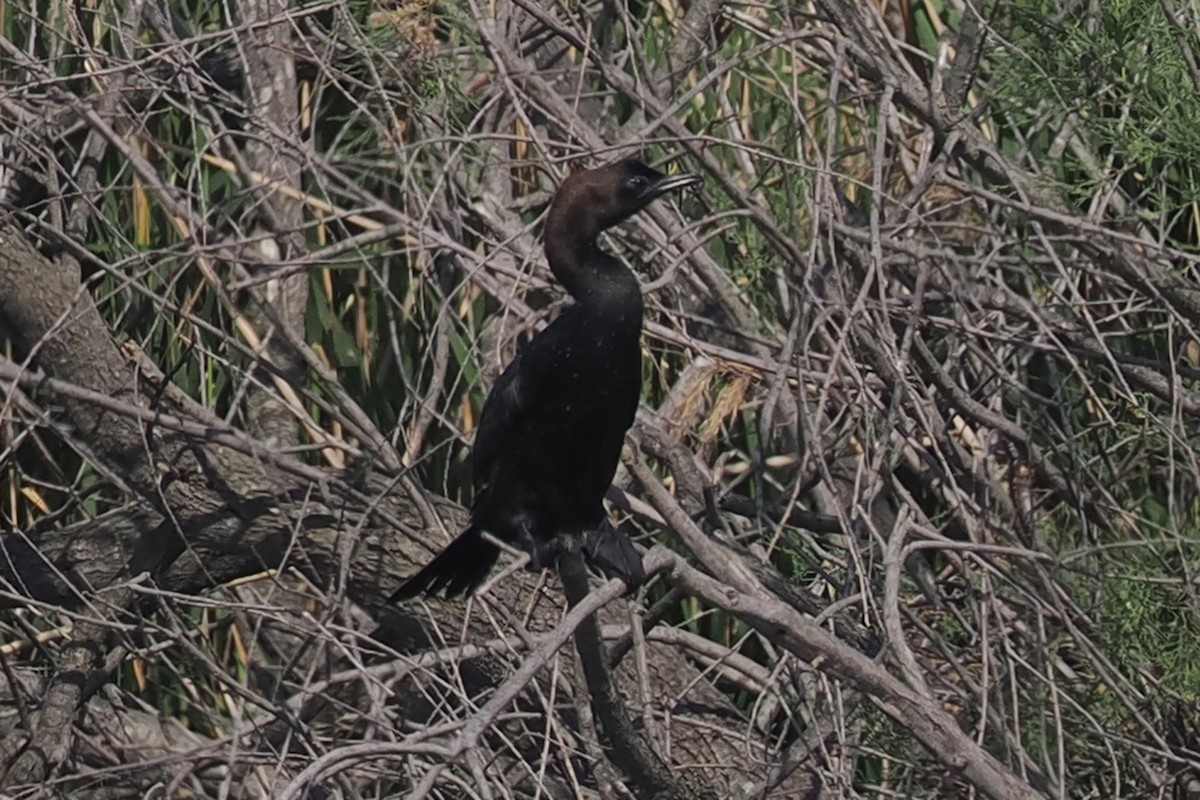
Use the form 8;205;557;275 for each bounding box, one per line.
1103;565;1200;696
992;0;1200;231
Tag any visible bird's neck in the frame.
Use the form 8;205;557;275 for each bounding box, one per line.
545;238;644;322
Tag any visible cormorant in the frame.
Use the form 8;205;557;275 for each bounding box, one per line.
391;159;702;599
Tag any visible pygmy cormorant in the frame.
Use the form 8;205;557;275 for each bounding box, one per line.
391;159;702;599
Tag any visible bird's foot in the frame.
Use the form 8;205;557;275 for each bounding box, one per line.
582;521;646;592
507;517;562;572
525;537;563;572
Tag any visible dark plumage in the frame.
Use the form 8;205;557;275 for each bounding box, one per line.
392;159;702;600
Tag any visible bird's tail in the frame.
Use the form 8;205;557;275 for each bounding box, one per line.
390;525;501;601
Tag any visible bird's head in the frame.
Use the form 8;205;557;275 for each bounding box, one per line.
545;159;702;245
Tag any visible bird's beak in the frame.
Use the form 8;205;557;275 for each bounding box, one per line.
642;172;703;202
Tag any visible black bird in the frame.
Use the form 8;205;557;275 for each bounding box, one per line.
392;159;702;599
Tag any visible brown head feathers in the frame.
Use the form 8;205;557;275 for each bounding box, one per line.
545;159;702;246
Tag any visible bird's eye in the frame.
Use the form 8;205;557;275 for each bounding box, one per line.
626;175;647;190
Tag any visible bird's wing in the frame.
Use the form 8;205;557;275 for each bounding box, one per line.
470;336;552;492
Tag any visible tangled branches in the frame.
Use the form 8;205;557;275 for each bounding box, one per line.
0;0;1198;797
